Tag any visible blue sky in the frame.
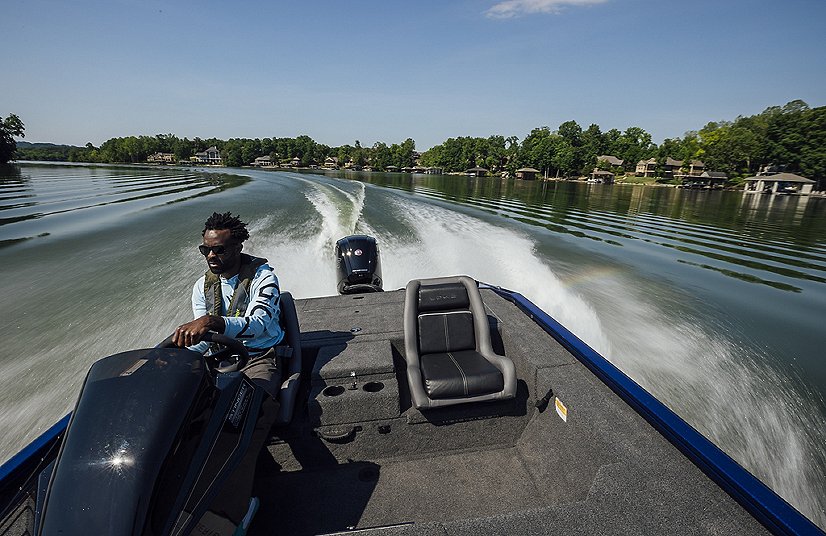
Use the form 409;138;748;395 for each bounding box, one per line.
3;0;825;150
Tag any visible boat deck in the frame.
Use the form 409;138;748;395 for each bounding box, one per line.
250;288;770;535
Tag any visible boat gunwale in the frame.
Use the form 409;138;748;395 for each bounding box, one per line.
482;282;823;536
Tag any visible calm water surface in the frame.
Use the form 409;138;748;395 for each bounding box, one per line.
2;162;825;527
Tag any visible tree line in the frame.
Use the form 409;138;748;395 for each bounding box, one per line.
9;100;826;183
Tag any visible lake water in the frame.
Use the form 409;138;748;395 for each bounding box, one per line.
2;162;825;527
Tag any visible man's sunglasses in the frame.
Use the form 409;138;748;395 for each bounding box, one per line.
198;244;235;256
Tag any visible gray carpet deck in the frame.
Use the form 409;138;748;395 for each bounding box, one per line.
254;447;543;535
246;288;772;535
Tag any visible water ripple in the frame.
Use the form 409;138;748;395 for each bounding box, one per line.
0;164;248;247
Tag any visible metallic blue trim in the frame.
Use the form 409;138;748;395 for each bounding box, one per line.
483;283;824;536
0;413;69;483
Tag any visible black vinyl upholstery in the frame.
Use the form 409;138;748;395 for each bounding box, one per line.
404;276;517;409
417;311;475;354
274;292;302;425
420;350;505;399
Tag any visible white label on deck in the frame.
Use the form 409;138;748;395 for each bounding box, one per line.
555;397;568;422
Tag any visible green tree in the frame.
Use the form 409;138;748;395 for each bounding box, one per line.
581;124;605;172
371;142;392;170
390;138;416;168
1;114;26;164
611;127;655;170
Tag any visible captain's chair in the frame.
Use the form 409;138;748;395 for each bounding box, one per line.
404;275;516;409
274;291;302;425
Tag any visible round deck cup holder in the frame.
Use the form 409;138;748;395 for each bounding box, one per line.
323;385;346;397
362;381;384;393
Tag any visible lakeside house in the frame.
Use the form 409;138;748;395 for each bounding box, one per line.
743;172;815;195
252;155;275;167
324;156;339;169
635;158;658;177
661;157;691;178
597;155;624;168
674;160;705;180
589;169;615;184
516;167;540;180
192;146;222;166
687;160;704;175
635;157;725;182
147;152;175;164
466;167;489;177
679;171;728;189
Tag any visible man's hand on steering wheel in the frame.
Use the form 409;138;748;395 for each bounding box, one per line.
172;314;226;347
160;329;249;373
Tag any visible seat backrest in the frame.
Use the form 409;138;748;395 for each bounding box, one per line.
404;275;496;364
274;291;302;425
416;283;476;355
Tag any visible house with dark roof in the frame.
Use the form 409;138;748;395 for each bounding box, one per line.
147;152;175;164
193;146;222;166
635;158;657;177
589;169;615;184
516;167;540;180
252;155;274;167
597;155;624;168
663;157;683;178
679;171;728;189
687;160;704;175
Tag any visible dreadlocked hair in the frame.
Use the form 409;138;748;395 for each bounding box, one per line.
202;211;250;242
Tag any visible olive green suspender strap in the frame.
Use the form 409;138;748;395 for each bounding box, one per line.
203;254;268;318
202;254;291;357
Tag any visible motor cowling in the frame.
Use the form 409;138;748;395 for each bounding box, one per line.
37;348;263;535
335;235;383;294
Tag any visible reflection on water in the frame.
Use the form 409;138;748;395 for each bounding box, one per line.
1;164;825;528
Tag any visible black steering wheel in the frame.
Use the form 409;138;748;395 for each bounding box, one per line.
157;331;249;373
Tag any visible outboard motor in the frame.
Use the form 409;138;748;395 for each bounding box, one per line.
335;235;383;294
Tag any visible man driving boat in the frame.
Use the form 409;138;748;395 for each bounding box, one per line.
173;211;284;535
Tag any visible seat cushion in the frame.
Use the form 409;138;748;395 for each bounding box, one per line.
418;311;475;354
420;350;504;399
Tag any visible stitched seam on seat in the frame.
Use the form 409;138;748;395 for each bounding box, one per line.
418;311;471;317
443;314;450;351
446;352;468;395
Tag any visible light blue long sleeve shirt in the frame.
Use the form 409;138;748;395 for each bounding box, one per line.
190;262;284;352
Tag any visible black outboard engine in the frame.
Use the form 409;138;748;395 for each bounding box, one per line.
335;235;383;294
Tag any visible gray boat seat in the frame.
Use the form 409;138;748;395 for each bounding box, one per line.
274;291;302;425
404;275;516;409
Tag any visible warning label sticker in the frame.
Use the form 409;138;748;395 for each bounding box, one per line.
554;397;568;422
